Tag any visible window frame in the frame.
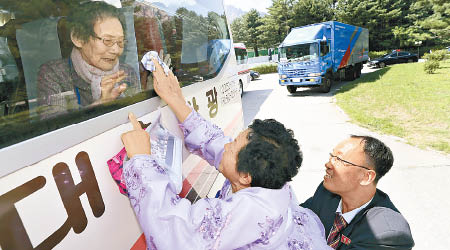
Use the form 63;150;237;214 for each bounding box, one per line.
0;97;160;178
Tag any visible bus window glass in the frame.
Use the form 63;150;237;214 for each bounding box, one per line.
234;48;248;65
0;0;231;149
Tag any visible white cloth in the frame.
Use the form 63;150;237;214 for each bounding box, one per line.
140;51;170;76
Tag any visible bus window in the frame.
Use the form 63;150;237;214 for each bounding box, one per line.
0;0;231;150
234;46;248;65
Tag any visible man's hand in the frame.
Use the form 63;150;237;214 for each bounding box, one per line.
121;113;151;159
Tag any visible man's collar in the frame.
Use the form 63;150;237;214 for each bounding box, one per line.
336;197;373;224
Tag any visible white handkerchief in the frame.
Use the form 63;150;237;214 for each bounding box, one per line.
141;51;170;76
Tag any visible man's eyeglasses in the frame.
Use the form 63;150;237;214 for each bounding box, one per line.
329;153;371;170
93;36;127;48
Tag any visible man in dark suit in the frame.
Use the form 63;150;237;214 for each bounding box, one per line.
302;135;414;249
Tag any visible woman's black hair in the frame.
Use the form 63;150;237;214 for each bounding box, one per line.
237;119;303;189
67;1;125;43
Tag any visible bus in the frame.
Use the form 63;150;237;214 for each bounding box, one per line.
0;0;244;249
233;43;251;96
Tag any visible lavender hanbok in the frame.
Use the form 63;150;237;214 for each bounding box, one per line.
122;110;331;250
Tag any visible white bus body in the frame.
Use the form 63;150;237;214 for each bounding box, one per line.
233;43;251;95
0;1;243;249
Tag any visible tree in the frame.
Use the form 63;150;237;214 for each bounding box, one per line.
336;0;412;51
421;0;450;45
392;0;434;47
258;0;295;49
244;9;263;56
230;9;263;56
230;16;246;43
292;0;335;28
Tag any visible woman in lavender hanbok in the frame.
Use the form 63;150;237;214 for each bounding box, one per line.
118;58;332;250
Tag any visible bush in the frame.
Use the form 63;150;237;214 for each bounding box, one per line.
369;51;389;60
251;64;278;74
424;60;439;74
423;50;448;61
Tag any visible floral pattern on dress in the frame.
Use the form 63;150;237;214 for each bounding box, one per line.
238;215;284;249
287;238;311;250
123;157;161;215
179;110;224;159
148;235;158;250
287;209;313;250
293;210;309;226
171;195;181;206
197;199;231;249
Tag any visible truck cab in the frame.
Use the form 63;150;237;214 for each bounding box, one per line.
279;39;331;93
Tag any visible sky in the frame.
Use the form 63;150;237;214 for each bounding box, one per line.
223;0;272;13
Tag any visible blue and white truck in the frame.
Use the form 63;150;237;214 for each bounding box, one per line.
278;21;369;93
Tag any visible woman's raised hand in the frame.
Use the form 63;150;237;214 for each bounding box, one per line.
99;70;128;103
151;58;191;122
121;112;151;159
151;58;183;104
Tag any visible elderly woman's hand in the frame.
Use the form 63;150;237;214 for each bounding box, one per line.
152;58;191;122
121;113;151;159
98;70;128;103
152;58;183;104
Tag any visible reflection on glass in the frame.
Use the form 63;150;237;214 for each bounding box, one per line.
0;0;231;149
36;2;139;118
280;43;319;62
135;2;230;86
234;47;248;65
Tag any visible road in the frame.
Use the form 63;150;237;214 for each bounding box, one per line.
240;67;450;250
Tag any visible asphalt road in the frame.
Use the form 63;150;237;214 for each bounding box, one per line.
241;67;450;250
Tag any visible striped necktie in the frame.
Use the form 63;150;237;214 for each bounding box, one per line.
327;213;348;249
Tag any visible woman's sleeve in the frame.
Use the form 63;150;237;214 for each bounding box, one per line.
178;110;231;169
37;62;69;118
123;155;278;250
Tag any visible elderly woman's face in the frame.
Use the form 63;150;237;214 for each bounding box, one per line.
77;17;124;71
219;129;249;182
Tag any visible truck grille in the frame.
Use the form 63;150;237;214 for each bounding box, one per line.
285;69;307;76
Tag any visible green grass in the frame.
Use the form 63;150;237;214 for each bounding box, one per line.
251;64;278;74
336;60;450;154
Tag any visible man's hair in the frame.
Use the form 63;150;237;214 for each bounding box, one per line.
351;135;394;183
67;1;124;43
237;119;303;189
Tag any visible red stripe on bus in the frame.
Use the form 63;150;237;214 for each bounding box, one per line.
180;160;208;197
130;234;146;250
131;109;243;249
238;70;250;75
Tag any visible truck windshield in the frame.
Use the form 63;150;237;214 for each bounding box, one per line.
280;43;318;62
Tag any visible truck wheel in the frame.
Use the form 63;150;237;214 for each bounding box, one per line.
356;66;362;78
379;62;385;68
320;75;332;93
345;68;355;81
287;86;297;94
407;58;413;63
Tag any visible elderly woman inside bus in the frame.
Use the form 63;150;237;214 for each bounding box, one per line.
112;58;331;249
37;1;138;117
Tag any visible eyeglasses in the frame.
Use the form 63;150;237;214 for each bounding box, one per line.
93;35;127;48
329;153;371;170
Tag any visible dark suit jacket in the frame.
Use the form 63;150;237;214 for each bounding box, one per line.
301;183;414;250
